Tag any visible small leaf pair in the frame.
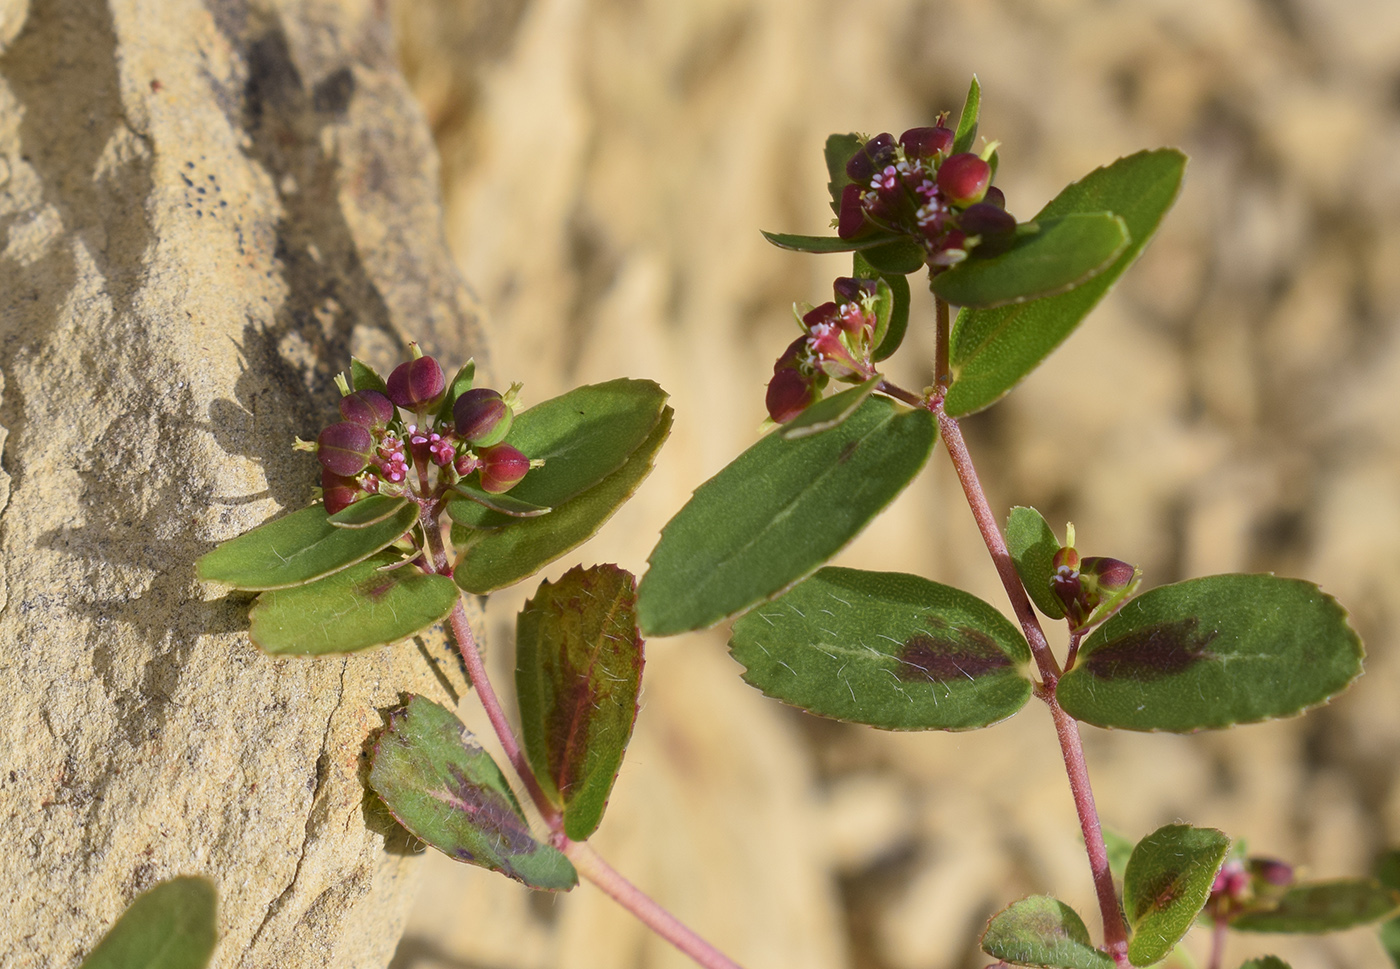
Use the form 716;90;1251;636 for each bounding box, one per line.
198;497;458;655
369;567;643;886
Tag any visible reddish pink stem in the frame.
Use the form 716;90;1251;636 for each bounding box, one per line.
444;602;748;969
562;840;747;969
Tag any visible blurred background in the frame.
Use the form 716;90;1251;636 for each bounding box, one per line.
384;0;1400;966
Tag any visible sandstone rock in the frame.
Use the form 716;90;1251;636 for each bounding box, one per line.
0;0;485;965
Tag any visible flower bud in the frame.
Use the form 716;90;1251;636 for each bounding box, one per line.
765;368;821;424
338;389;395;428
937;152;991;206
316;421;375;477
844;132;895;183
832;276;878;307
1247;858;1295;888
321;468;361;515
899;125;954;159
454;388;514;447
478;443;531;494
386;355;446;411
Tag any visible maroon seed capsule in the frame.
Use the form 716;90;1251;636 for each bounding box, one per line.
1081;556;1137;593
317;421;375;477
765;367;819;424
832;276;877;305
454;388;513;447
958;202;1016;239
982;185;1006;209
478;443;531;494
386;355;446;411
321;468;361;515
838;183;867;239
338;389;395;428
899;125;954;159
937;152;991;206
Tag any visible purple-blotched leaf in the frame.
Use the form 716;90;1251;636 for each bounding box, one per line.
1057;575;1363;732
369;695;577;890
249;553;458;655
1123;824;1230;966
515;565;644;841
980;895;1114;969
1230;879;1400;934
729;567;1033;731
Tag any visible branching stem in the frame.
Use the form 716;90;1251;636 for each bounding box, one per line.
930;296;1130;967
443;600;748;969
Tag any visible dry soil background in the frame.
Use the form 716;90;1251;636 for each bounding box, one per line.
385;1;1400;968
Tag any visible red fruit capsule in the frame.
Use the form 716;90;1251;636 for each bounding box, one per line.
765;368;819;424
339;389;394;428
321;468;361;515
899;125;954;159
478;443;531;494
454;388;513;447
316;421;374;477
386;356;446;411
838;183;867;239
937;152;991;206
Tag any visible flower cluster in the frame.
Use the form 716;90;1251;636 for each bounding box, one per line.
839;125;1016;265
766;276;882;423
1050;526;1141;633
306;347;533;514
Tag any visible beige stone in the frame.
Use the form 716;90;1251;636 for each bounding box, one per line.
0;0;485;965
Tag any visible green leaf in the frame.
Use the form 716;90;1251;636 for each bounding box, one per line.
249;553;459;654
454;408;672;594
350;357;388;395
197;502;418;591
730;567;1032;730
1123;824;1230;966
516;565;643;841
1236;959;1291;969
1231;880;1400;933
852;253;911;362
1057;575;1364;732
448;379;668;529
761;229;910;255
931;214;1129;309
369;695;577;890
945;149;1187;416
952;75;982;155
825;132;862;215
781;377;882;440
79;876;217;969
980;895;1114;969
328;494;414;529
1007;506;1066;620
1377;851;1400;967
435;359;476;424
859;237;926;275
637;395;937;636
448;483;552;519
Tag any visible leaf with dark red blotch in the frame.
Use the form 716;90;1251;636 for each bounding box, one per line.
1230;879;1400;934
1057;574;1363;732
980;895;1114;969
369;695;577;890
729;567;1033;731
515;565;643;841
1123;824;1230;966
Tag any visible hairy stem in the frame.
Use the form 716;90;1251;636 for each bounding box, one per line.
936;405;1130;966
446;602;560;829
562;840;748;969
445;600;749;969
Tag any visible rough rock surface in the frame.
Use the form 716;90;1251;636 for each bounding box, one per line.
0;0;485;965
390;0;1400;967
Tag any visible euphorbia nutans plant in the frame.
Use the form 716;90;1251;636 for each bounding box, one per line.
113;76;1396;969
